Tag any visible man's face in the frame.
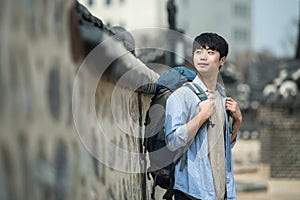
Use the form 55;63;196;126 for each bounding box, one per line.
193;45;226;76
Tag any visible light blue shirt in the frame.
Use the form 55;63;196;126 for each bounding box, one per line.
165;75;237;200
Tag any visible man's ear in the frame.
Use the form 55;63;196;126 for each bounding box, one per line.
219;56;227;68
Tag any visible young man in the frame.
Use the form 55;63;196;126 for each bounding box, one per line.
165;33;242;200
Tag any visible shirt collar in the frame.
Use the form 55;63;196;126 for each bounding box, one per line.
193;75;208;94
193;75;226;97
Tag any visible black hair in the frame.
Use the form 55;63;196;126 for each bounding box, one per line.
192;32;229;59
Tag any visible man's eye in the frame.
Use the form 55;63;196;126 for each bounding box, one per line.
208;51;214;54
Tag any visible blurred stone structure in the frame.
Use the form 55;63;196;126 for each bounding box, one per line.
258;59;300;198
0;1;159;200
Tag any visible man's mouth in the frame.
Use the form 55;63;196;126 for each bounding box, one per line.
197;63;209;67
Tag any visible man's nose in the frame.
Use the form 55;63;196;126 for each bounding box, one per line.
199;52;207;60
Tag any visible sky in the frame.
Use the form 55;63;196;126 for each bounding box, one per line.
253;0;299;58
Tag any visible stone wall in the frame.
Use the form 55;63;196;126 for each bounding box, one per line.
0;0;159;199
259;105;300;179
258;105;272;164
258;105;300;199
258;60;300;180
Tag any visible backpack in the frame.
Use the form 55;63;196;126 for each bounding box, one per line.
144;66;208;200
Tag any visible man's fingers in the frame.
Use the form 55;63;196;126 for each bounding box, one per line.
226;98;235;104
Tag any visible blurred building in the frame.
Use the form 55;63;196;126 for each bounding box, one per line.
78;0;168;29
79;0;252;62
175;0;252;61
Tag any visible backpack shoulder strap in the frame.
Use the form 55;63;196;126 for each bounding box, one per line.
184;82;207;101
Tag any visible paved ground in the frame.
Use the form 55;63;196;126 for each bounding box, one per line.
234;139;300;200
233;139;269;200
